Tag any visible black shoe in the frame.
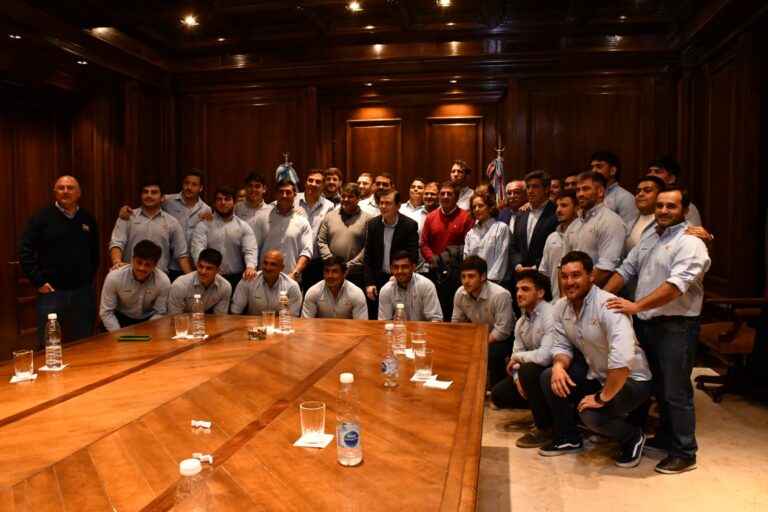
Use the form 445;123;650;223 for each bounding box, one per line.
614;432;645;469
655;456;697;474
516;428;555;449
538;437;584;457
643;436;669;454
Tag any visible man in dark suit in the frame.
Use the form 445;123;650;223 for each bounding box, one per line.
510;170;558;274
363;190;420;319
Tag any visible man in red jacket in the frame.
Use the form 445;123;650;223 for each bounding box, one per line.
420;181;475;321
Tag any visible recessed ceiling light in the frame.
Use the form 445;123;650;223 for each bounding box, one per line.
348;1;362;12
438;0;452;6
365;25;374;30
449;79;457;84
364;82;372;87
76;60;88;65
619;15;627;21
182;15;199;27
217;37;226;42
446;22;455;26
8;34;21;40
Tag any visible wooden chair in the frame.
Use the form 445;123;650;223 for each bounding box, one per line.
695;297;766;402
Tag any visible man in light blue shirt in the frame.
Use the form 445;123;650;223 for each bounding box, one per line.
100;240;170;331
491;270;556;449
231;249;302;317
605;187;710;475
167;248;231;315
295;169;335;291
234;171;271;221
378;250;442;322
563;171;626;287
539;251;651;470
301;256;368;320
590;151;638;230
538;189;579;300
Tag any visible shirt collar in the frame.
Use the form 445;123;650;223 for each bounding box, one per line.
55;202;78;218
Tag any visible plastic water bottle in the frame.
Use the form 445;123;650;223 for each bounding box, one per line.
336;372;362;466
393;303;407;355
175;458;211;511
45;313;62;369
191;294;206;338
381;323;399;387
278;291;292;333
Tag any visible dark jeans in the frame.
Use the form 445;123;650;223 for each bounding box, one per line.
222;273;242;299
301;258;324;294
488;339;514;389
541;353;651;449
167;269;185;282
36;285;96;349
428;270;459;322
634;317;699;458
491;362;553;429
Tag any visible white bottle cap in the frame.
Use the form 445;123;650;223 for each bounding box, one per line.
396;303;405;309
179;458;202;476
384;323;394;330
280;291;287;296
48;313;58;320
193;294;201;299
340;372;354;384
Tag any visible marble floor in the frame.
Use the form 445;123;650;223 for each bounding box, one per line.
477;368;768;512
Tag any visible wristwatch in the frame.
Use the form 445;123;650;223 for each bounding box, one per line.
594;391;606;405
292;271;300;279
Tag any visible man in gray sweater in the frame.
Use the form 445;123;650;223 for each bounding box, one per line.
317;183;372;291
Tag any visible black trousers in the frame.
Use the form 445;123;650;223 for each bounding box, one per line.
491;362;554;429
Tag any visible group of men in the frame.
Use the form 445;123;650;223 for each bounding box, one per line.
19;150;710;476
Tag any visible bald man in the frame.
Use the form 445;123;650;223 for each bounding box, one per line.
20;175;100;347
230;249;302;316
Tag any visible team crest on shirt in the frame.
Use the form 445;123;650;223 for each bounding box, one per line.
82;224;90;232
590;318;598;325
147;288;154;295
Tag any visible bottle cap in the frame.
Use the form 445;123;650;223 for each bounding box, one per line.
280;291;287;296
396;303;405;309
340;372;354;384
384;323;394;330
47;313;58;320
193;294;201;299
179;458;202;476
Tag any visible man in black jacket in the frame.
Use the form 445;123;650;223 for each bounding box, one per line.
363;190;419;319
19;175;100;347
510;170;558;273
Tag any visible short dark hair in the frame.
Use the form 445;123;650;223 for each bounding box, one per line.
324;167;343;180
560;251;593;274
340;183;361;197
524;170;552;188
390;250;416;265
276;178;297;193
564;170;582;180
381;189;401;205
183;168;205;185
475;179;495;195
637;175;666;192
133;240;162;263
140;177;163;195
648;156;681;178
214;186;234;199
590;151;622;180
323;255;348;273
452;159;471;175
556;188;578;205
459;254;488;275
425;181;439;190
198;248;222;267
577;171;607;189
375;172;394;184
306;168;324;181
469;192;499;218
440;181;459;195
245;171;266;185
658;185;691;209
516;269;552;302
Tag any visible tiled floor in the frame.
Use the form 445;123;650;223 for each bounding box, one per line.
477;368;768;512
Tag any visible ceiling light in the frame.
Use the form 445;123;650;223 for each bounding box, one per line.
76;60;88;65
364;82;373;87
8;34;21;40
365;25;374;30
348;1;362;12
217;37;226;42
182;15;199;27
373;43;383;53
619;15;627;21
449;79;457;84
446;22;455;26
438;0;452;6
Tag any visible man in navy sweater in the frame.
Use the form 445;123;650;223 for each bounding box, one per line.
19;175;100;347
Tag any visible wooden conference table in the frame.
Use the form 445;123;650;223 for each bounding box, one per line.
0;316;488;511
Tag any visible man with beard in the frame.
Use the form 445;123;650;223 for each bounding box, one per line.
301;256;368;320
604;187;711;474
322;167;343;206
191;187;258;292
295;169;335;291
356;173;374;201
451;159;474;210
538;189;579;300
109;178;191;276
378;250;442;322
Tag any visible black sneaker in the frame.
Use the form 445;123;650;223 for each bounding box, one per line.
516;428;555;449
614;432;645;469
538;437;584;456
643;436;669;454
655;456;697;474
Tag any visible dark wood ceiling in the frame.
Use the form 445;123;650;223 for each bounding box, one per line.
0;0;765;95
